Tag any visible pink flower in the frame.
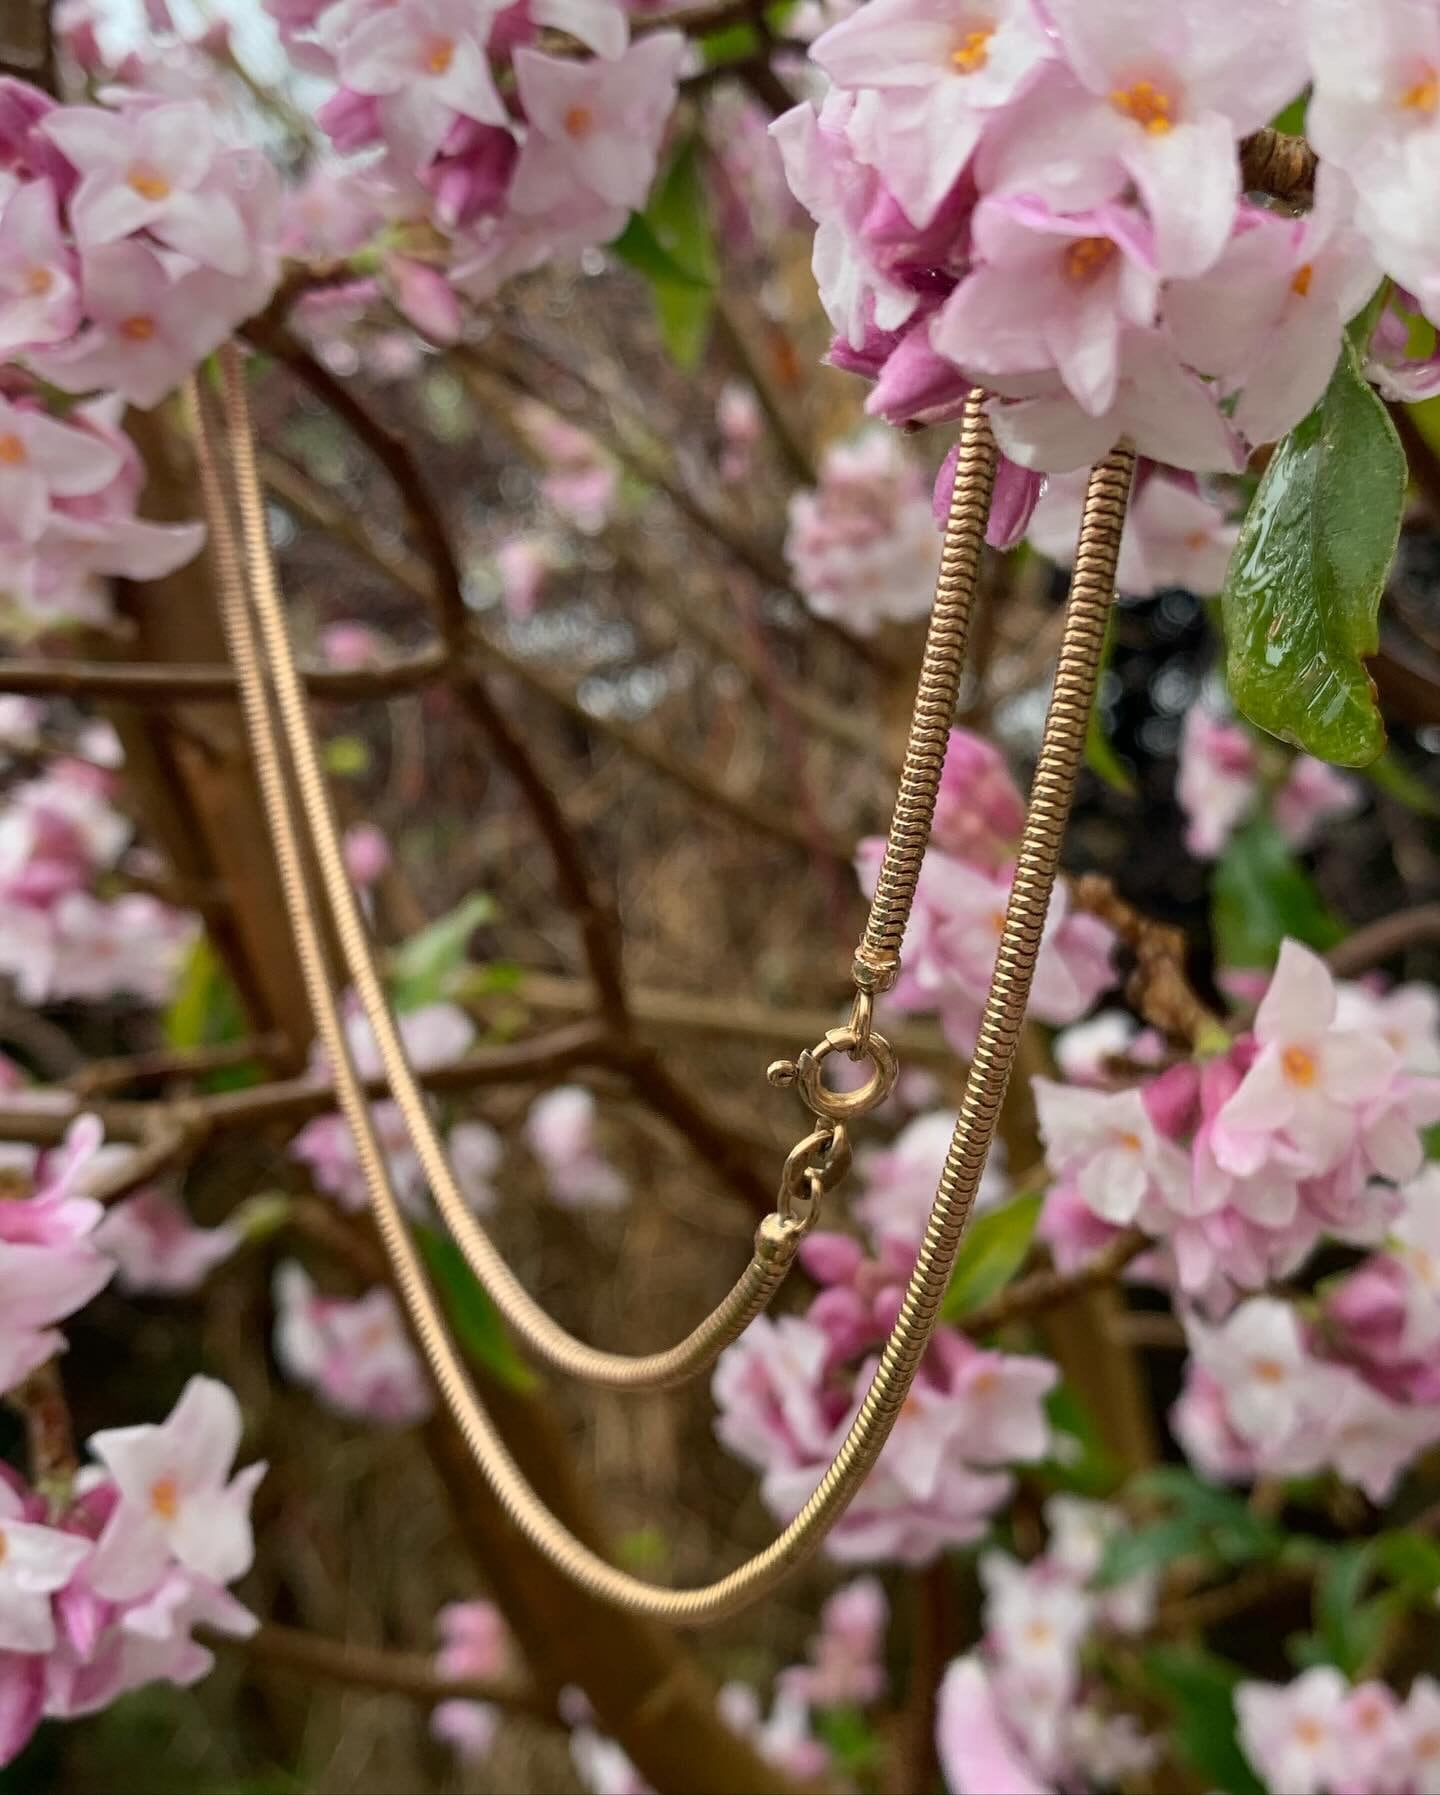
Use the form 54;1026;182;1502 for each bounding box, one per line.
334;0;507;170
525;1086;627;1210
857;1109;1007;1245
718;1682;829;1784
0;1480;91;1653
778;1576;888;1709
933;196;1157;416
769;93;920;353
341;822;391;888
1167;171;1379;446
1033;1077;1189;1227
92;1189;238;1296
1176;707;1259;858
1169;1364;1259;1483
321;621;385;668
987;327;1244;475
272;1262;432;1425
448;1119;502;1214
0;180;79;354
1215;941;1400;1179
716;380;761;483
1029;469;1238;601
931;729;1025;870
1273;754;1363;852
84;1376;265;1603
509;35;686;216
0;1211;112;1395
989;5;1307;278
384;253;460;344
43;101;249;274
494;534;550;619
0;394;122;544
809;0;1054;229
429;1598;510;1763
0;1650;44;1769
936;1657;1051;1795
1237;1667;1350;1795
30;241;220;408
785;428;939;634
518;405;617;534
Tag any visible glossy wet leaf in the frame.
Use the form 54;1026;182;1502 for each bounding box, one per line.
940;1189;1042;1321
1221;339;1405;767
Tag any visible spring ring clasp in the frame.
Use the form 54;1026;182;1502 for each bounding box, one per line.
768;1024;899;1126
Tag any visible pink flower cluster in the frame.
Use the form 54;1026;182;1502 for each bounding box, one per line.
778;0;1390;482
1025;463;1238;600
291;998;501;1217
518;404;618;535
1238;1666;1440;1795
857;729;1116;1053
1174;1293;1440;1504
269;0;685;308
784;428;941;634
0;1116;113;1393
854;1107;1007;1247
1177;707;1362;860
0;81;279;409
0;1376;263;1768
273;1261;432;1426
1035;941;1440;1308
936;1496;1158;1795
714;1227;1056;1565
0;753;196;1005
428;1598;513;1764
525;1085;628;1211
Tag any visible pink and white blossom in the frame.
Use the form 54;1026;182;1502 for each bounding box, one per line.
273;1261;432;1426
525;1086;627;1210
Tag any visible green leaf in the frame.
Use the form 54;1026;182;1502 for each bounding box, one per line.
1221;335;1405;767
1373;1529;1440;1599
1035;1383;1123;1498
1212;817;1346;970
1315;1542;1390;1676
164;936;245;1052
940;1190;1042;1321
1095;1515;1207;1589
389;892;496;1011
614;136;716;369
1128;1467;1285;1559
609;212;711;291
414;1226;535;1392
1143;1645;1265;1795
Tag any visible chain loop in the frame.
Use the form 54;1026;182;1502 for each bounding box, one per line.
777;1122;851;1229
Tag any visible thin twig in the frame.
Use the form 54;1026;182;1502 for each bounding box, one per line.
207;1620;552;1717
67;1035;288;1098
1326;903;1440;977
961;1228;1150;1338
0;646;448;701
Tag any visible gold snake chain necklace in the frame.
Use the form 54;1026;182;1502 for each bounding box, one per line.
185;343;1134;1624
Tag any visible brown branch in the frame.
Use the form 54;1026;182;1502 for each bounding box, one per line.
207;1620;552;1717
1239;129;1317;203
0;646;448;702
84;1116;207;1205
960;1228;1150;1338
1326;903;1440;977
7;1362;76;1498
0;1021;613;1149
67;1035;287;1098
1070;874;1224;1047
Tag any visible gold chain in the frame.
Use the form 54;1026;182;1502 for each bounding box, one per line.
189;346;1133;1621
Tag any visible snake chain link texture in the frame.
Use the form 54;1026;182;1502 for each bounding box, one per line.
194;347;1134;1621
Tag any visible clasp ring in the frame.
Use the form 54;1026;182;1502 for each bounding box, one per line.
769;1025;899;1125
